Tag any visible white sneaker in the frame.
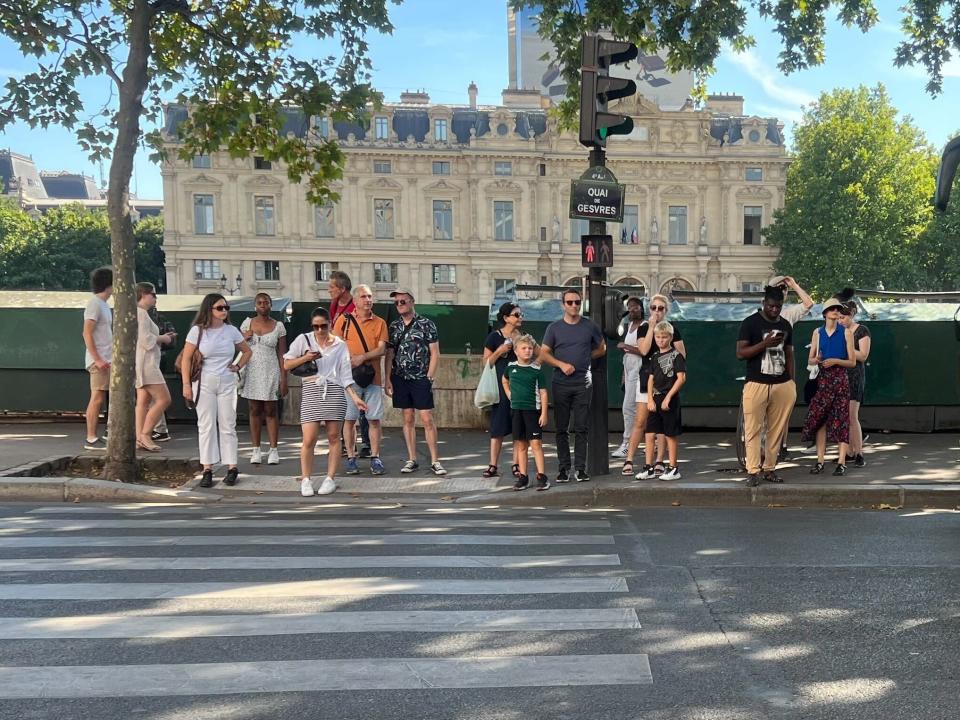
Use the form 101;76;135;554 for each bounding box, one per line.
300;477;314;497
635;465;658;481
317;476;337;495
611;443;628;458
660;466;681;481
267;447;280;465
250;447;262;464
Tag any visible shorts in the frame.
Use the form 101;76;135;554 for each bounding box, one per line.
87;364;110;392
346;384;384;421
645;394;682;438
511;409;543;442
390;374;434;410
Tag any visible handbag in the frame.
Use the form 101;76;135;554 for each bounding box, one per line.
174;326;203;383
291;332;320;377
344;313;376;388
474;360;500;409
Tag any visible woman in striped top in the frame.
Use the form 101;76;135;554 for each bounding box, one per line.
284;307;368;497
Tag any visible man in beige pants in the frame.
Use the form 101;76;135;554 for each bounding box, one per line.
736;286;797;487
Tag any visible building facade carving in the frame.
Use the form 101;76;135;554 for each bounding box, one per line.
161;91;789;303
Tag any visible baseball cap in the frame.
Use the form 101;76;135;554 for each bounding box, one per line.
389;288;416;302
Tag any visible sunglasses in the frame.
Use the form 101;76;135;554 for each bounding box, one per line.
650;305;666;311
564;299;582;306
395;299;410;306
509;312;523;318
312;323;329;330
213;304;229;312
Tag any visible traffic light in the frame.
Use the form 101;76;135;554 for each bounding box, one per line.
579;35;638;148
602;290;629;340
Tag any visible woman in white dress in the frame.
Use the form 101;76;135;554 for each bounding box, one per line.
135;282;176;452
284;307;368;497
180;293;252;488
240;293;287;465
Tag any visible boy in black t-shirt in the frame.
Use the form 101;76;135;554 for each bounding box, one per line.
637;321;686;481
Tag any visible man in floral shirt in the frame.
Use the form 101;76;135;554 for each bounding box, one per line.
385;289;445;476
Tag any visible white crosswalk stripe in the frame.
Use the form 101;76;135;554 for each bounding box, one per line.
0;504;652;702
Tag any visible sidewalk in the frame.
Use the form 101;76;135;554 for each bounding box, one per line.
1;421;958;507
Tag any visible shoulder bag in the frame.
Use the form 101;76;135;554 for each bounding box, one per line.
291;332;320;377
344;313;376;388
174;326;204;383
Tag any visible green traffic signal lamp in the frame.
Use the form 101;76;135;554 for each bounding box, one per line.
579;35;639;148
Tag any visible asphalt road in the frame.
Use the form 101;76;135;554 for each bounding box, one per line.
0;503;956;719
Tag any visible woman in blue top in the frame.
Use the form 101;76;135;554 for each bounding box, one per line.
801;294;856;475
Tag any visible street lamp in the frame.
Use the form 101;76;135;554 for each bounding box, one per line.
220;274;242;295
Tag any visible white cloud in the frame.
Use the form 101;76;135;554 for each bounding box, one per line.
754;103;804;125
724;48;816;108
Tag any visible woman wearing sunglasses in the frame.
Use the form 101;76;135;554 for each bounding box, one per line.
481;302;524;478
181;293;252;488
285;307;369;497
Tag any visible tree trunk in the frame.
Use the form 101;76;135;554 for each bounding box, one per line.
102;1;154;482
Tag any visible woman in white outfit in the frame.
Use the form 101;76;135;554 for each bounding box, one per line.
240;292;288;465
135;282;176;452
284;307;368;497
180;293;252;488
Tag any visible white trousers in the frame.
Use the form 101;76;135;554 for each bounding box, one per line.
195;373;238;467
622;368;638;445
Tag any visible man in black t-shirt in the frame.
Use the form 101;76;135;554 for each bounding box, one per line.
735;285;797;486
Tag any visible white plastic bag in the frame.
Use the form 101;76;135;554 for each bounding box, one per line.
474;361;501;409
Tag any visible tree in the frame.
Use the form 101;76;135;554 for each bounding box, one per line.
763;85;937;296
0;1;398;482
916;174;960;290
516;0;960;127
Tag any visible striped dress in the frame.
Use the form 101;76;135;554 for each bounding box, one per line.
284;333;355;423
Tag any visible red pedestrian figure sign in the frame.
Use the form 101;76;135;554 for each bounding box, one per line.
581;234;613;268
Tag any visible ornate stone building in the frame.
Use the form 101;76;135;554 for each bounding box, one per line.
161;88;789;303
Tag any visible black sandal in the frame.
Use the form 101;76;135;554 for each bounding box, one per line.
810;462;825;475
621;461;634;476
481;465;499;478
511;463;521;478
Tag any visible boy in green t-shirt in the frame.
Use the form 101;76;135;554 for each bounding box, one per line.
502;334;550;491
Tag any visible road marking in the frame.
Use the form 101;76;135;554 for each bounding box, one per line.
0;554;622;571
0;533;616;548
0;655;654;698
0;577;630;600
0;608;642;639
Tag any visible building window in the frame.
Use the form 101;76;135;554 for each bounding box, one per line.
433;200;453;240
374;262;398;284
745;167;763;181
192;154;211;169
619;205;639;244
493;200;514;241
375;116;389;140
374;198;395;239
254;156;272;170
742;281;762;293
255;260;280;282
433;264;456;284
570;217;589;244
494;161;513;176
315;261;338;282
743;206;763;245
193;194;214;235
434;119;448;142
373;160;392;174
254;196;275;236
432;161;451;175
494;278;515;296
194;259;220;281
539;163;546;176
314;202;335;238
316;117;329;139
668;206;687;245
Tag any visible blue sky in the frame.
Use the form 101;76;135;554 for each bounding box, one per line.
2;0;957;200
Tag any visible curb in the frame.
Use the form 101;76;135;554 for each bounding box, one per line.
0;477;219;504
457;482;960;510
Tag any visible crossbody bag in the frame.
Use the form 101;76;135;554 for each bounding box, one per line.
343;313;376;388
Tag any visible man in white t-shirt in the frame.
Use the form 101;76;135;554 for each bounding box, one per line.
771;275;814;326
82;267;113;450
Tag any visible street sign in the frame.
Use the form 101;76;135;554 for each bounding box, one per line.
569;166;625;222
581;234;613;268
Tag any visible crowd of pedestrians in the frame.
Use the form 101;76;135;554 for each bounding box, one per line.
81;264;872;495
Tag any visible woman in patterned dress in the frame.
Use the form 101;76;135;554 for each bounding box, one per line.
801;295;856;476
284;307;368;497
240;293;287;466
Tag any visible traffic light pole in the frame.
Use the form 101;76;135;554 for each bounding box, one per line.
587;145;609;477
